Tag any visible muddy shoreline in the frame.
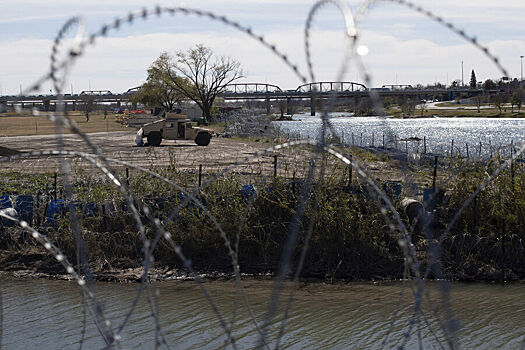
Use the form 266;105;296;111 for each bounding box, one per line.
1;248;522;284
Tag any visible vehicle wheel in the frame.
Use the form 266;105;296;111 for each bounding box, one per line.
147;131;162;146
195;132;211;146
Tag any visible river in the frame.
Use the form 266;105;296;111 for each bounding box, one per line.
274;114;525;158
1;277;524;349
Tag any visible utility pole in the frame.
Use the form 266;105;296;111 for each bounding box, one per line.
520;55;525;82
461;60;464;87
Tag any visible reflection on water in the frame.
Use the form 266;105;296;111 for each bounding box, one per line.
1;277;524;349
275;115;525;157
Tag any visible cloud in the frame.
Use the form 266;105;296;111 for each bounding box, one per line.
1;0;523;94
1;25;523;95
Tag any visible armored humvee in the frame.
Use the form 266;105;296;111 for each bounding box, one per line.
135;112;213;146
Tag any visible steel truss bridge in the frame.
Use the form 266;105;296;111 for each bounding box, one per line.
0;82;483;116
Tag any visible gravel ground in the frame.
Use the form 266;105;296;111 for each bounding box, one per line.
0;130;429;196
0;131;299;178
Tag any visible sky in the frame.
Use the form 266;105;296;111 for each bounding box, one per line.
0;0;524;95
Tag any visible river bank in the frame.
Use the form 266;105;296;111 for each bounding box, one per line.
1;158;523;284
1;252;523;284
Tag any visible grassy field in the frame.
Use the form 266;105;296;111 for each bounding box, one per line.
386;106;525;118
424;109;525;118
0;112;130;137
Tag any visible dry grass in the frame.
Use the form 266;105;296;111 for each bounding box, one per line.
425;108;525;118
0;112;130;137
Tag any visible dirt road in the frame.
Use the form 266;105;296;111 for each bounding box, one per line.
0;131;301;178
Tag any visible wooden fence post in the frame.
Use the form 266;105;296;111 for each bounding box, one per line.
198;164;203;187
274;155;278;178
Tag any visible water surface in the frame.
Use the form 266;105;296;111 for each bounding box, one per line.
275;114;525;157
1;277;524;349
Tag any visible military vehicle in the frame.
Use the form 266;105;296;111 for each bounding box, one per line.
135;112;213;146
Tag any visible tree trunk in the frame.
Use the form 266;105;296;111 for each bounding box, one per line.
202;102;211;124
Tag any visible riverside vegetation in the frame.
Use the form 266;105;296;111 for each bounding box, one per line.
1;143;523;283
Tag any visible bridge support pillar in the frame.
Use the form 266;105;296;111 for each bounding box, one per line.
43;100;50;112
354;95;359;115
0;102;6;113
310;95;316;116
286;97;292;115
266;98;271;115
21;102;25;109
72;101;76;111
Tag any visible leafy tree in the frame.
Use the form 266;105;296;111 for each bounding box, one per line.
510;89;523;113
165;44;242;122
482;79;497;91
469;69;477;88
131;53;188;111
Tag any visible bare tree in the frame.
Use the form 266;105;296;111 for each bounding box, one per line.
419;99;427;116
474;95;482;113
80;95;95;122
510;89;523;113
454;92;463;104
400;98;416;117
277;100;286;118
166;44;242;122
493;93;504;116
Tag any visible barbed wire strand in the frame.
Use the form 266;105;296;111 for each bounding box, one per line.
1;0;520;348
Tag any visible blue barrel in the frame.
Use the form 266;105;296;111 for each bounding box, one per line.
1;195;15;226
241;184;256;200
16;195;34;225
84;202;99;218
47;199;65;225
0;195;13;209
120;200;129;212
